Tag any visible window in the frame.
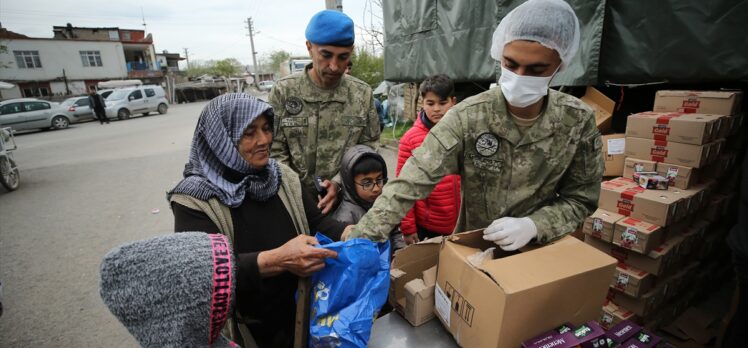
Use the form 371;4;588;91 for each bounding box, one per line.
75;98;90;107
24;102;51;111
144;88;155;97
0;103;24;115
122;31;131;41
108;30;119;40
80;51;103;67
13;51;42;68
21;87;50;98
129;90;143;100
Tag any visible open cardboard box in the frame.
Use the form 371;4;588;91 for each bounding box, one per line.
581;86;616;134
434;230;616;348
389;236;442;326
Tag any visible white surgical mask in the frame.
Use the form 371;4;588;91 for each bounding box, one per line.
499;66;556;108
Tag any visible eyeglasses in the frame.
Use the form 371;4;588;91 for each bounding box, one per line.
355;177;387;191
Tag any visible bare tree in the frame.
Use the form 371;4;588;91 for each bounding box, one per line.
357;0;384;55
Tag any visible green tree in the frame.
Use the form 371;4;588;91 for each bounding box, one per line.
350;49;384;88
212;58;243;77
268;50;291;73
0;41;12;69
185;59;214;78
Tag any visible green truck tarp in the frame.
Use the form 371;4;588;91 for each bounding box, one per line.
383;0;748;86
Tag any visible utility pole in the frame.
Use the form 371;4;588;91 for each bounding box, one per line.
183;48;190;70
245;17;259;87
325;0;343;11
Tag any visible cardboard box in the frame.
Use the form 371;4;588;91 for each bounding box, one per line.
585;234;684;276
669;182;712;216
611;263;654;298
656;162;698;190
606;286;663;317
403;266;437;326
583;209;625;242
434;231;616;348
389;237;442;326
600;301;637;330
602;134;626;176
653;90;743;115
625;112;724;145
623;158;658;181
581;86;616;134
613;218;664;255
625;136;715;168
598;178;681;227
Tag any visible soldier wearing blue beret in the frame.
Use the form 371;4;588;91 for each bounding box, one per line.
271;10;381;214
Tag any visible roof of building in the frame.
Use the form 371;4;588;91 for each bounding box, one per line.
0;28;30;39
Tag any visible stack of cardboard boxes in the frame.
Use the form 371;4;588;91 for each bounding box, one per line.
583;90;744;333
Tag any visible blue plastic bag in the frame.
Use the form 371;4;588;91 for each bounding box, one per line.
309;233;390;348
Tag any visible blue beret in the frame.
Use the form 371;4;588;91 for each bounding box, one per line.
305;10;355;47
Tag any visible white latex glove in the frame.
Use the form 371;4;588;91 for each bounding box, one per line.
482;217;538;251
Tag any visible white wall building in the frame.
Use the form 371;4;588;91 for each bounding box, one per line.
0;38;129;99
0;26;170;101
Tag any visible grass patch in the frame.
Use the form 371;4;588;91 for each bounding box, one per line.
380;120;413;141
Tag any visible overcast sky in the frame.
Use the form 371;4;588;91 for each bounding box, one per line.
0;0;382;67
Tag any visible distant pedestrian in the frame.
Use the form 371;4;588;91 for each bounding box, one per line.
88;89;109;124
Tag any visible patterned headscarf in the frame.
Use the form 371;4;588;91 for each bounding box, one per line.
168;93;281;207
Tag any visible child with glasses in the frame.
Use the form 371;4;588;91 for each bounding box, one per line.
331;145;388;228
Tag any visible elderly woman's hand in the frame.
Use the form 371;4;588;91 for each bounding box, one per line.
258;235;338;277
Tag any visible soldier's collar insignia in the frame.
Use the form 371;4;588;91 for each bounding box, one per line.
285;96;303;115
475;132;500;157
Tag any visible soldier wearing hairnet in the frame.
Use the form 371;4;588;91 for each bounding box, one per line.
349;0;604;250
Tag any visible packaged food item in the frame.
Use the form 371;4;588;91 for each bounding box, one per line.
634;173;669;190
583;209;625;242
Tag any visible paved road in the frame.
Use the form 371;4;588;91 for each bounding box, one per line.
0;100;397;346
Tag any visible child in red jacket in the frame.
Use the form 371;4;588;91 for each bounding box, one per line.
397;74;461;245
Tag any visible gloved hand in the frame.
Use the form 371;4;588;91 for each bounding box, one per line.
482;217;537;251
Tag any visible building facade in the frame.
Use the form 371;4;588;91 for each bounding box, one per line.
0;25;174;100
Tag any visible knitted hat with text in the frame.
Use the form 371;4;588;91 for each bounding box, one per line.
100;232;238;348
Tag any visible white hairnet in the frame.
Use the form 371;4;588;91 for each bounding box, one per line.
490;0;580;70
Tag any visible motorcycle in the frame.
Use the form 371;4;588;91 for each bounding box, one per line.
0;127;20;191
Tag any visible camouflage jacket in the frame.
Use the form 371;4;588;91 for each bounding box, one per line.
352;88;604;243
269;67;381;196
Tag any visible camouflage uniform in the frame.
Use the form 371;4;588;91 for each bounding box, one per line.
269;65;381;197
352;88;604;243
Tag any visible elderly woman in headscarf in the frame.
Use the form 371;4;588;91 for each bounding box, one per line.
168;93;346;348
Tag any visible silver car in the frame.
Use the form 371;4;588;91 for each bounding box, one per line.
61;97;98;124
104;86;169;120
0;98;71;131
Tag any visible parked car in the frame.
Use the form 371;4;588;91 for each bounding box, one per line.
104;86;169;120
257;80;274;91
0;98;71;131
99;89;116;99
60;97;97;123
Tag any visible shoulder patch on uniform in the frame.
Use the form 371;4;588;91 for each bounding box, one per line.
432;129;460;152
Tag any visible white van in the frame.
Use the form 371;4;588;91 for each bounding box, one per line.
104;86;169;120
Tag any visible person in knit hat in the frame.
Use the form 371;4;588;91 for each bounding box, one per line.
99;232;239;348
168;93;347;348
